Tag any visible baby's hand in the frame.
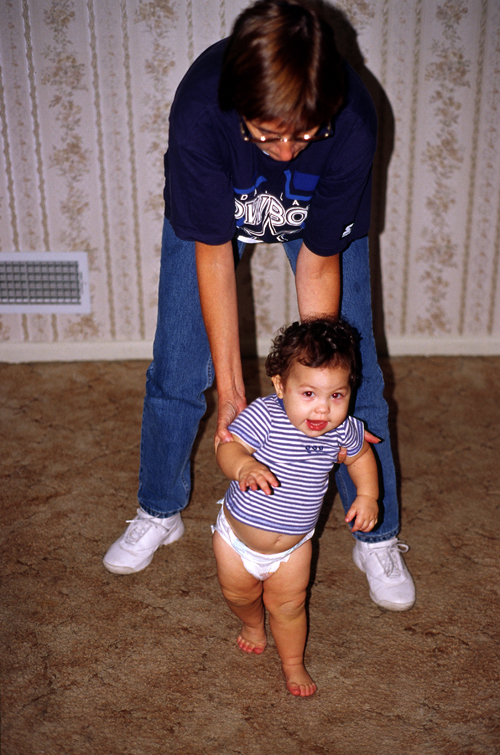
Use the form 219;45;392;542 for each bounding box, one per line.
238;459;279;496
345;495;379;533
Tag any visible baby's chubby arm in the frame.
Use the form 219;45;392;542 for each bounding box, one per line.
216;434;279;496
342;440;379;533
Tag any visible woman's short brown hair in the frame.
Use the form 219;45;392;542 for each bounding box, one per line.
218;0;346;134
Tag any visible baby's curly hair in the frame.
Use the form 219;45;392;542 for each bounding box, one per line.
265;317;358;387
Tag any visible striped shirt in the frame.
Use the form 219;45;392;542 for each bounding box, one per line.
226;394;365;535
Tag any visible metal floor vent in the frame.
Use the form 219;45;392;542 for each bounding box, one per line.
0;252;90;314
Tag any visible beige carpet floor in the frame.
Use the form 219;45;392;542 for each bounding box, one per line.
1;356;499;754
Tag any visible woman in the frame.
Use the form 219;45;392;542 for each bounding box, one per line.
103;0;415;612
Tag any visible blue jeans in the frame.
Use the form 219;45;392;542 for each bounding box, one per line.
138;218;399;542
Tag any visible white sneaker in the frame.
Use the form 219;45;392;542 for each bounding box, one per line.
352;537;415;611
103;508;185;575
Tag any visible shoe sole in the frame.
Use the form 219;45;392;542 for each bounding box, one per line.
103;518;185;575
373;596;415;611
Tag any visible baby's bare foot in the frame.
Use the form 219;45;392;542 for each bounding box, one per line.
282;662;317;697
237;624;267;655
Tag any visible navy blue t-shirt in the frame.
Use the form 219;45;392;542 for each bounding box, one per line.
164;39;377;257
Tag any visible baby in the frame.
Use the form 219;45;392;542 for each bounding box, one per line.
213;318;379;696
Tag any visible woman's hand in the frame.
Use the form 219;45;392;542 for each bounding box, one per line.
337;429;380;464
215;392;248;450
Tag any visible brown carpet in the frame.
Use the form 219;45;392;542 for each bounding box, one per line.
1;356;499;754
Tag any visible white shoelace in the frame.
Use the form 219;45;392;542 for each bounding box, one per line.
124;515;169;544
374;541;409;578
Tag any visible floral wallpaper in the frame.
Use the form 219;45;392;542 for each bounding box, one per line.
0;0;499;359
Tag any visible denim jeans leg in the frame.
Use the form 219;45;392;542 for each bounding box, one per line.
138;221;246;518
138;219;214;517
336;237;399;541
283;236;400;542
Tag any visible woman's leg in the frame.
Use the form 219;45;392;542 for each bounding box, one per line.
283;236;415;611
334;236;399;542
139;221;247;516
138;219;214;516
104;224;246;573
283;236;399;542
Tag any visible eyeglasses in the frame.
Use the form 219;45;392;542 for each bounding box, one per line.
239;117;333;144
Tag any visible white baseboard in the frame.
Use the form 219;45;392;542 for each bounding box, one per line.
0;341;154;363
384;335;500;357
1;335;499;364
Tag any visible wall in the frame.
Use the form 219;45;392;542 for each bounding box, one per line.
1;0;499;362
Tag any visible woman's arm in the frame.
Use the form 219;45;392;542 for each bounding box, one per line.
195;241;247;447
295;242;341;320
296;241;350;461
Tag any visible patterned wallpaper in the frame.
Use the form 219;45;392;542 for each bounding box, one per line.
0;0;499;360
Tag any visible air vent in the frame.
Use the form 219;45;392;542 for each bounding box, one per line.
0;252;91;314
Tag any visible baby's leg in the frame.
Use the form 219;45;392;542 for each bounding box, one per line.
263;540;316;696
212;531;267;654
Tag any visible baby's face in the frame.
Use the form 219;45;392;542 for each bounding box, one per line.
272;362;352;438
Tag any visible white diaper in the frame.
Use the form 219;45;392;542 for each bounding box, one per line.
211;501;314;581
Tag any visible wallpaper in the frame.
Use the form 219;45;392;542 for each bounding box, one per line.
0;0;499;359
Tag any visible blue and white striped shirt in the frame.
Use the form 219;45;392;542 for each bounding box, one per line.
226;394;365;535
